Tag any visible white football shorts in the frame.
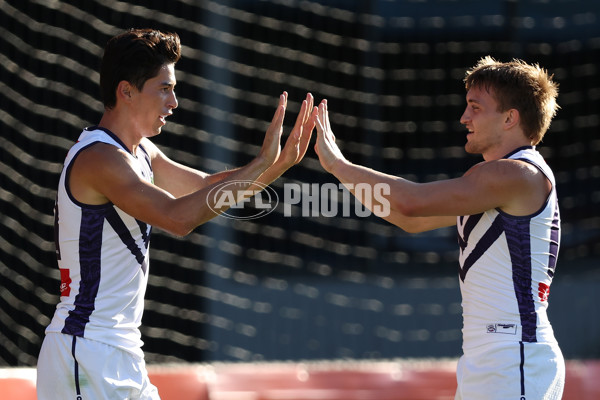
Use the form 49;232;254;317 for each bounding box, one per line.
37;332;160;400
455;340;564;400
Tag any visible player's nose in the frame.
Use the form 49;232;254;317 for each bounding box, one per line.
169;92;178;110
459;107;470;125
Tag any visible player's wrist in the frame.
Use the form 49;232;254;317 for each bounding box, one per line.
327;157;350;176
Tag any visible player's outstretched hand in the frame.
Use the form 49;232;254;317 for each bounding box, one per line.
257;92;287;168
314;99;346;173
277;92;316;169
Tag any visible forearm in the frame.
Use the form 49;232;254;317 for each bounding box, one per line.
163;156;273;235
206;157;286;187
313;99;455;232
204;167;243;186
329;159;454;232
329;158;409;209
257;160;287;185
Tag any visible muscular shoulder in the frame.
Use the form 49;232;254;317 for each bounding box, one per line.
467;159;545;184
70;142;142;205
466;159;550;215
74;142;137;175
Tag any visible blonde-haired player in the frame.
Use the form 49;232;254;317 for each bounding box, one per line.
313;56;564;399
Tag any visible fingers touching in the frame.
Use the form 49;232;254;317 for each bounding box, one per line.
265;93;340;171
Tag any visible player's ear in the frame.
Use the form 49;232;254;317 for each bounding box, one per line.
504;109;520;130
116;80;134;104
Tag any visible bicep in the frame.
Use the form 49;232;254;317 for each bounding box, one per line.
402;161;533;217
74;145;188;234
148;141;210;198
89;151;180;228
81;143;233;236
382;212;456;233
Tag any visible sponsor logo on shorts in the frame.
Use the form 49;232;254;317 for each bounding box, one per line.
486;323;517;335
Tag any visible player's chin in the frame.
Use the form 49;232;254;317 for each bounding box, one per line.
147;126;163;138
464;142;477;154
155;118;167;133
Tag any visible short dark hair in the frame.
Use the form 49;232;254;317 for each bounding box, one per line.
100;28;181;109
464;56;559;145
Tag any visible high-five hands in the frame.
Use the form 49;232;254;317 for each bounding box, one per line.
258;92;317;172
313;99;347;173
278;92;316;169
259;95;346;176
257;92;287;168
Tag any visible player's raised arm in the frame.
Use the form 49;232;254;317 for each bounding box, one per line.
145;92;287;199
98;92;289;236
313;99;455;233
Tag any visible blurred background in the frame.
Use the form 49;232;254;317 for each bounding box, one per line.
1;0;599;369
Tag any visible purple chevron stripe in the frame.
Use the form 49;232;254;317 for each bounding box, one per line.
62;208;105;336
504;216;537;342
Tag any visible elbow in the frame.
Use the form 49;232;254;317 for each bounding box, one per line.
401;224;426;234
387;200;431;234
159;216;196;237
162;208;219;237
161;224;193;238
392;198;423;218
169;226;194;238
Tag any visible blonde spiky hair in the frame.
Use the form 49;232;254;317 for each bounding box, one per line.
465;56;559;144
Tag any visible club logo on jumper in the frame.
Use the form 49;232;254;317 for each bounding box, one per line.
59;268;71;297
538;282;550;302
208;180;279;220
486;323;517;335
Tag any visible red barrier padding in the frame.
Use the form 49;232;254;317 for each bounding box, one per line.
149;366;210;400
3;360;600;399
563;360;600;400
0;369;37;400
200;360;457;400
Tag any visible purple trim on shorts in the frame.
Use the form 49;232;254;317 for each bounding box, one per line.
519;341;526;396
71;336;82;397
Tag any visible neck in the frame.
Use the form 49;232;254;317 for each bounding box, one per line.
98;109;142;154
482;130;532;161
